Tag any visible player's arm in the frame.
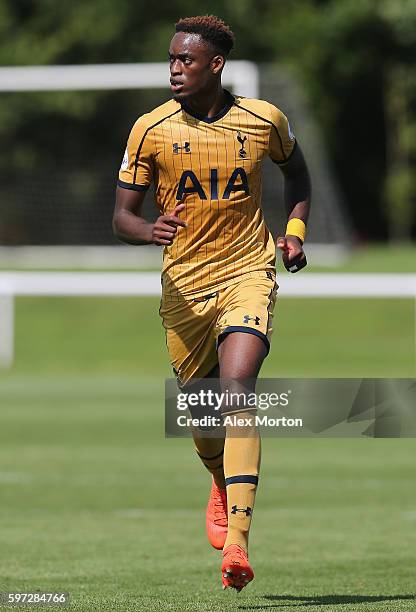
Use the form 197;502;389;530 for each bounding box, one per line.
268;105;311;273
277;144;311;272
113;116;186;246
113;188;186;246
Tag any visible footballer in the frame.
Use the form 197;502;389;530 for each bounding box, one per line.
113;15;311;592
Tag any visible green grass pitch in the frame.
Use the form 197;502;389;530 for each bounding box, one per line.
0;295;415;611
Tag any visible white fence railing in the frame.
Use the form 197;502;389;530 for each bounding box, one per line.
0;272;414;368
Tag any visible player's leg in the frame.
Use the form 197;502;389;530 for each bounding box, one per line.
218;332;266;590
216;275;277;589
193;434;225;488
186;364;229;549
187;364;225;489
218;332;265;550
160;294;227;548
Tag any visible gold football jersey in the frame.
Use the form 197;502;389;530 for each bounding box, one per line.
118;91;296;297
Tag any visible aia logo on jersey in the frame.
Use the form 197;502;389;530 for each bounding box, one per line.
176;167;249;201
237;131;248;159
173;142;191;154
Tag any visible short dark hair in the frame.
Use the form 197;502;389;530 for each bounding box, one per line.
175;15;235;56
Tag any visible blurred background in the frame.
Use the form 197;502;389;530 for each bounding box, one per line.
0;2;415;610
0;0;415;247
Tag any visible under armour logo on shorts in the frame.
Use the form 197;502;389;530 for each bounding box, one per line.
243;315;260;325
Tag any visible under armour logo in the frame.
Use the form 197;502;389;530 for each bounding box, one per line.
173;142;191;154
243;315;260;325
231;505;252;516
237;131;248;158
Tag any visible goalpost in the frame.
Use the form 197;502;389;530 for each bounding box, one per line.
0;61;259;368
0;60;352;258
0;61;259;96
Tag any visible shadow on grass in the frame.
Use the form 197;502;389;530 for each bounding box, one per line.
238;593;416;609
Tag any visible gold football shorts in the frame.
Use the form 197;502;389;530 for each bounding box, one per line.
159;273;278;387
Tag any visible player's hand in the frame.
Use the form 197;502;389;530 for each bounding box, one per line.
276;235;307;273
152;204;187;246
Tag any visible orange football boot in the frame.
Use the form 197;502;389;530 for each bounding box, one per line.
206;478;228;550
221;544;254;591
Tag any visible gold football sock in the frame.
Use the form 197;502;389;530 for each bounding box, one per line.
192;430;226;490
223;411;261;552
